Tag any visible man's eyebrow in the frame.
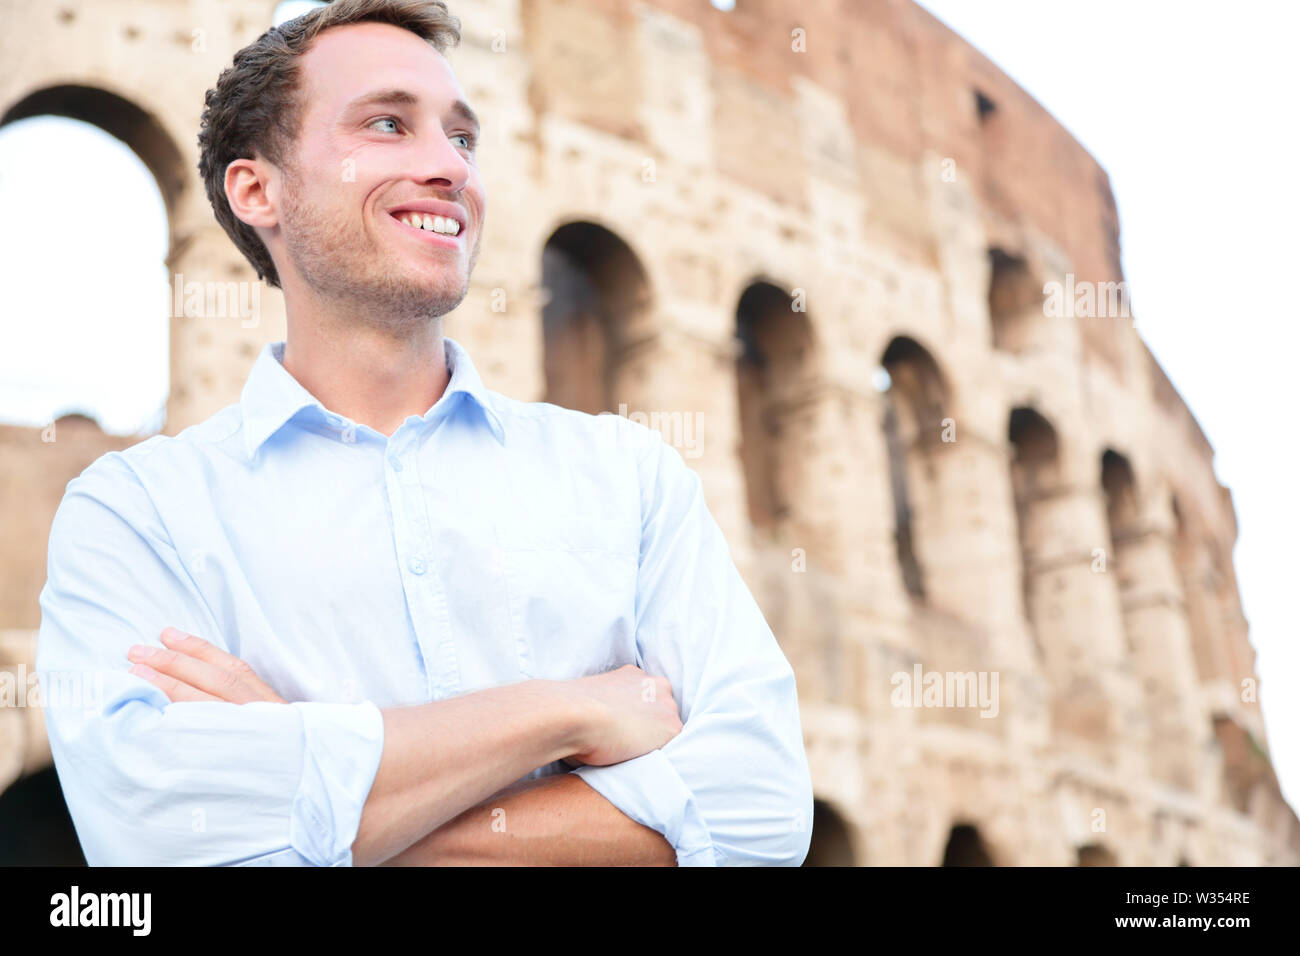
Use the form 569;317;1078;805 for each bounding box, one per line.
449;99;480;136
343;88;480;134
344;87;420;112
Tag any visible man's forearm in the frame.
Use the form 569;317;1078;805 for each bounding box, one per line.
379;772;677;866
352;680;590;866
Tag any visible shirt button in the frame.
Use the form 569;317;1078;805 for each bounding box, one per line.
389;455;403;472
408;557;426;575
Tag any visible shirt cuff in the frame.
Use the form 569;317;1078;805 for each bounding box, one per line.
288;700;385;866
573;748;717;866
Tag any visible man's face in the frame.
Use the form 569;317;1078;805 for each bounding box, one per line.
270;21;484;324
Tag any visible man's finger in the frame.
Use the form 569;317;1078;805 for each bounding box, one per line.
128;641;258;704
129;662;223;703
158;628;285;703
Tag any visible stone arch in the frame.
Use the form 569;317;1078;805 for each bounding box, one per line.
540;220;654;415
734;278;817;533
0;766;85;866
803;797;858;866
1100;449;1140;544
2;84;186;219
1100;447;1143;664
1008;407;1059;647
1076;842;1119;866
1;84;180;435
940;821;996;866
878;335;953;601
1008;406;1062;601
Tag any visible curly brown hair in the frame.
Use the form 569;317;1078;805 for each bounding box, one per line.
197;0;461;288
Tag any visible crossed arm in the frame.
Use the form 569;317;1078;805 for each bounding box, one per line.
128;627;677;866
380;773;675;866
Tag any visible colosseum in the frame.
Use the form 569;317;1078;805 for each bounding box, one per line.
0;0;1296;866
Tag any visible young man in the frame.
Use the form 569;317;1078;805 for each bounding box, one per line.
36;0;812;866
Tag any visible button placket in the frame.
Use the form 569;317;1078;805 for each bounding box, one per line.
382;437;431;694
390;428;459;700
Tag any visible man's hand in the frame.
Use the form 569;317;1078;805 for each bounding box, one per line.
560;664;682;767
126;626;286;704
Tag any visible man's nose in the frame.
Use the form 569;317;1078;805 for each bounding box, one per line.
413;130;471;192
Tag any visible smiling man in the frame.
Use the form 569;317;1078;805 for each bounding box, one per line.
35;0;812;867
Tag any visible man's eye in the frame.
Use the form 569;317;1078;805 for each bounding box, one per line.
368;117;401;134
451;133;476;151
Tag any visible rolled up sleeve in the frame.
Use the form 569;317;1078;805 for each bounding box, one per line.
574;424;813;866
35;453;385;866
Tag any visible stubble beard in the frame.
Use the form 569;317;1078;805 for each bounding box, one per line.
278;163;481;335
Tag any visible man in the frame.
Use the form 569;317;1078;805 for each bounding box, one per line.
36;0;812;866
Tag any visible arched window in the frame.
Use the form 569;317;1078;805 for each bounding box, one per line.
1101;450;1140;538
0;767;85;866
941;822;995;866
987;247;1042;352
803;799;856;867
734;280;814;533
1008;406;1062;632
1;87;178;434
540;221;651;415
1076;843;1119;866
1100;449;1141;657
878;336;951;600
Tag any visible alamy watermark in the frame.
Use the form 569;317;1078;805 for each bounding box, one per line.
596;403;704;459
1043;273;1132;321
50;886;150;936
0;665;104;713
890;664;1000;718
171;272;260;328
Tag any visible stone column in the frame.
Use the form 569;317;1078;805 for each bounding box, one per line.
907;428;1037;670
1113;513;1215;795
1017;482;1147;773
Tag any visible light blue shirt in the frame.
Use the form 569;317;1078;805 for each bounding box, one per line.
36;336;812;866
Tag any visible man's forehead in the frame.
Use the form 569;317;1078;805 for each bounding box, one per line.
298;21;463;109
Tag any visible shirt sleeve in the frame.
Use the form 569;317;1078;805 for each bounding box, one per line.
573;423;814;866
34;452;386;866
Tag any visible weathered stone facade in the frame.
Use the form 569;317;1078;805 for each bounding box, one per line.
1;0;1294;864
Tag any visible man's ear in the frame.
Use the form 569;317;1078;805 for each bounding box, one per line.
224;155;280;230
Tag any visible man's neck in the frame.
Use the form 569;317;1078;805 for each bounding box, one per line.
281;314;450;439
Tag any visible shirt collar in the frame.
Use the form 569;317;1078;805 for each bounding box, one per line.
239;335;506;461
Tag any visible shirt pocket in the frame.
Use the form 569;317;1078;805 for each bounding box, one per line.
497;512;639;681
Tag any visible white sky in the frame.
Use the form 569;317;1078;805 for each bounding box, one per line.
0;116;169;435
0;0;1294;817
914;0;1300;812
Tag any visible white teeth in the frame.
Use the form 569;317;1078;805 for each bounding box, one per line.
398;212;461;236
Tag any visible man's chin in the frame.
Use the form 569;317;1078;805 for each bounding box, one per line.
370;273;470;319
